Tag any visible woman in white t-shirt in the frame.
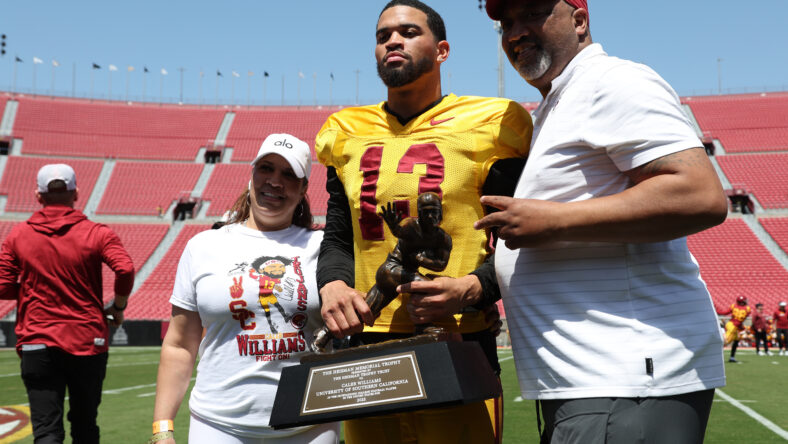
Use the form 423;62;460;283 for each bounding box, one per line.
150;134;338;444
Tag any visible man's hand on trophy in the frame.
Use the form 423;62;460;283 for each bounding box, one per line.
402;275;483;324
380;202;404;231
483;303;503;337
319;280;375;338
475;195;566;249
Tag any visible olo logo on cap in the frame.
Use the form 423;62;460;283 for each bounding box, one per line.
275;139;293;149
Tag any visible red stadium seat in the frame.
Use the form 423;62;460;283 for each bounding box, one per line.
125;224;211;320
683;92;788;153
688;218;788;311
717;153;788;209
96;162;203;216
11;96;224;160
0;157;103;213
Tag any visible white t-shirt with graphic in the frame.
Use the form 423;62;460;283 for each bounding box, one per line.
495;44;725;400
170;223;325;438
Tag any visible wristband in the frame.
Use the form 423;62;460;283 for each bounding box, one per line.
112;301;127;312
148;431;174;444
152;419;174;434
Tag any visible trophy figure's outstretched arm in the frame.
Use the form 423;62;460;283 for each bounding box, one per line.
380;202;404;237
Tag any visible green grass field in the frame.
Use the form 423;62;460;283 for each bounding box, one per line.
1;347;785;443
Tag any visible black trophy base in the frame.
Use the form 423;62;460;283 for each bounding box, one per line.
269;336;501;429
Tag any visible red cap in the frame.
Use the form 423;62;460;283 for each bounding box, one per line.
486;0;589;21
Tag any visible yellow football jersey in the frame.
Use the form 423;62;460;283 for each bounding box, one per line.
316;94;532;333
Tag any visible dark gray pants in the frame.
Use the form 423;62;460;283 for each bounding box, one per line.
538;389;715;444
21;347;108;444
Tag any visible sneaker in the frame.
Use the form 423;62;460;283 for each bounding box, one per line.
728;357;738;363
757;351;764;356
766;351;772;356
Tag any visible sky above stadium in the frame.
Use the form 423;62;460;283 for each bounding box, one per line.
2;0;786;106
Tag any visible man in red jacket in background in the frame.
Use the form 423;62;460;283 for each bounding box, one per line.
0;163;134;444
752;303;770;356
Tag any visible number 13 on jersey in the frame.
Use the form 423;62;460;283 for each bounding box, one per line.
358;143;445;241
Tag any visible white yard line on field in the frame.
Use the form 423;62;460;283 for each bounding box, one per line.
716;389;788;440
8;378;195;406
0;360;160;378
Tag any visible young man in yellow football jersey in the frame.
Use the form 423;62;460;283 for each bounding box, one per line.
315;1;532;442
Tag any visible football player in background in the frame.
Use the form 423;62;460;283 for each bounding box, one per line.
717;296;752;362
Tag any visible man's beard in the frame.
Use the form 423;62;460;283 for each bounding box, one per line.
377;55;434;88
513;47;552;81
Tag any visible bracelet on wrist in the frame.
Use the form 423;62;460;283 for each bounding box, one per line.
152;419;174;434
148;431;173;444
112;301;127;312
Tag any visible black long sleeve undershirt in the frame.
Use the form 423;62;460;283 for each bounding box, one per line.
316;157;526;309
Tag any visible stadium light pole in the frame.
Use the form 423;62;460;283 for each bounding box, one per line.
247;71;252;107
198;70;204;105
51;60;58;96
717;58;723;95
178;67;185;104
494;21;505;98
354;69;360;105
125;66;133;102
12;57;19;93
142;68;148;103
297;71;302;108
262;72;268;107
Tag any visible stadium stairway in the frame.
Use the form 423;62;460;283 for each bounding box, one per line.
0;156;7;214
0;99;18;136
189;163;216;216
745;215;788;269
215;112;235;149
128;220;185;296
83;160;116;217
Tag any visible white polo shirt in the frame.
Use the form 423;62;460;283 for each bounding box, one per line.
495;44;725;400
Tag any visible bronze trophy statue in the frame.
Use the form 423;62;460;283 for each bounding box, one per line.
271;192;501;430
313;192;452;351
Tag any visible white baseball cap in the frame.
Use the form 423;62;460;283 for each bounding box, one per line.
250;133;311;179
780;301;787;307
37;163;77;193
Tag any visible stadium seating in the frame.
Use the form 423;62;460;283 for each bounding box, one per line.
760;217;788;254
716;154;788;209
125;224;210;320
96;161;204;215
100;223;169;305
3;90;788;328
224;108;334;161
0;156;103;213
684;92;788;153
687;218;788;311
11;96;225;160
201;164;249;217
307;163;329;216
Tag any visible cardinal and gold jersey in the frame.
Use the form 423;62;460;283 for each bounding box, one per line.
316;94;532;334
